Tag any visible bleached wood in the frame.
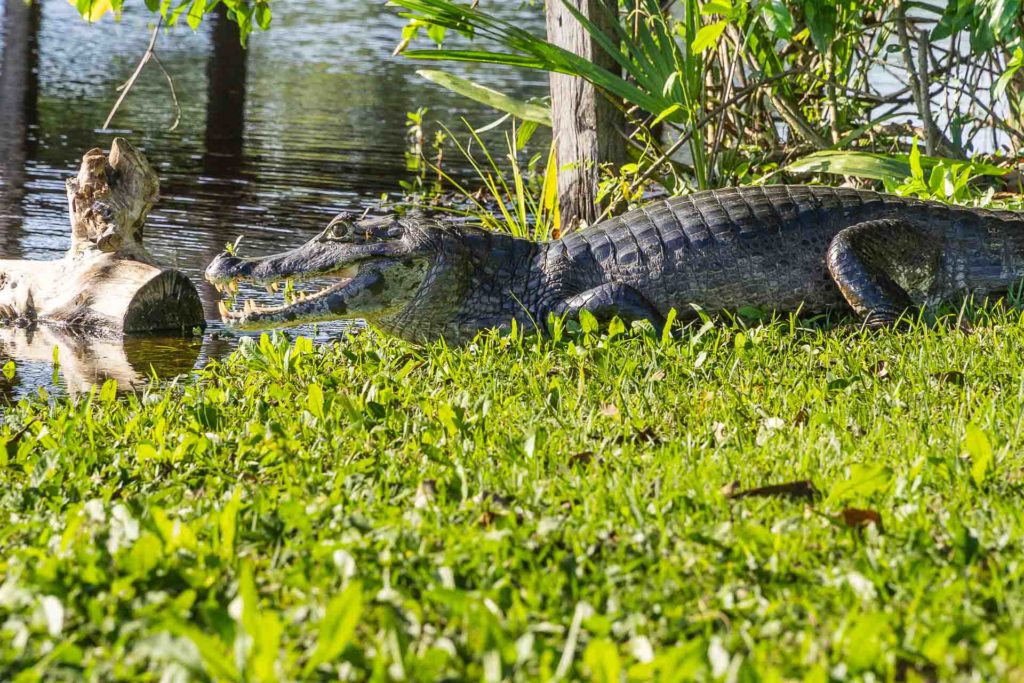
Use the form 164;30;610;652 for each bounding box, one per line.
0;138;203;334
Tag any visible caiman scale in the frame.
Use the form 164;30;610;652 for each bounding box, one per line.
206;185;1024;345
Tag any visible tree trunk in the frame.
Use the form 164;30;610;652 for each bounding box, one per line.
0;139;204;334
545;0;624;231
0;0;41;257
203;2;248;173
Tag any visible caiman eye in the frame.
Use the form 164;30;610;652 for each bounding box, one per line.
324;214;353;241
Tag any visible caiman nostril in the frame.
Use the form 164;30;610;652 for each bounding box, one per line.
205;252;247;283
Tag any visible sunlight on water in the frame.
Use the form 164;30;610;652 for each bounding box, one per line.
0;0;547;399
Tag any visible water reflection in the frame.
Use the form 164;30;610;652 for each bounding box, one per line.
0;0;547;398
0;0;40;259
0;326;202;396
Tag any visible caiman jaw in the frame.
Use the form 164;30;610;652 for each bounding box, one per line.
216;274;352;324
215;265;389;329
205;214;429;330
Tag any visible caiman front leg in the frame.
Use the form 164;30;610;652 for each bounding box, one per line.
552;283;665;328
827;219;942;328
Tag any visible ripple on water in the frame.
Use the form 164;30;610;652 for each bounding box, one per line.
0;0;547;398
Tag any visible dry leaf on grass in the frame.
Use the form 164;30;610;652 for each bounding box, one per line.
840;507;884;532
725;479;820;501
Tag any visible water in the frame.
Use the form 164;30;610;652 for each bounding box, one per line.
0;0;547;399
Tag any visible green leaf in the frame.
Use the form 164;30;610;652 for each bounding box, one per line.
2;360;15;380
993;47;1024;100
965;423;993;486
661;308;678;345
652;103;682;126
307;383;325;420
579;309;599;335
701;0;733;16
302;582;363;676
416;69;551;126
166;622;240;682
219;489;241;561
583;638;622;683
403;49;548;70
99;379;118;405
827;464;892;505
785;150;1007;182
186;0;206;30
786;151;913;181
804;2;837;52
254;2;271;31
691;21;727;54
760;0;793;38
136;442;159;461
909;138;923;180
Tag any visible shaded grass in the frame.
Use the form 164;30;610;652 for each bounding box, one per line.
3;308;1024;680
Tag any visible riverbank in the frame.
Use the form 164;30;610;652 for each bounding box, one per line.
3;311;1024;679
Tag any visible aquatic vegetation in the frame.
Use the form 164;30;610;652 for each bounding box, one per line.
5;312;1024;678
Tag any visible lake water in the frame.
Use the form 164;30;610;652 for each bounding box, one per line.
0;0;547;399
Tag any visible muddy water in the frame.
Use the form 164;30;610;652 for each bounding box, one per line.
0;0;546;398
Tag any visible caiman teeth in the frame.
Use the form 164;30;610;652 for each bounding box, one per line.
220;277;354;321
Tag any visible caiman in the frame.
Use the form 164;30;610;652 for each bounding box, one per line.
205;185;1024;345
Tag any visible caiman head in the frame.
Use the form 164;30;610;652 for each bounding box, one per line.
205;213;463;340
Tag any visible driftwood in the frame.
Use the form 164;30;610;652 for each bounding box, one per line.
0;138;203;334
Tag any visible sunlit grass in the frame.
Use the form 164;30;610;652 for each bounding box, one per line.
3;308;1024;679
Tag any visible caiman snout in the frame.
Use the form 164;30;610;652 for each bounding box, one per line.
205;252;255;285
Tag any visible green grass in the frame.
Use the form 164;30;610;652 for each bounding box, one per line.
4;308;1024;681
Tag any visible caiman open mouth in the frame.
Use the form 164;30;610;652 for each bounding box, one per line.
215;269;358;324
209;258;356;314
205;213;418;329
206;249;398;329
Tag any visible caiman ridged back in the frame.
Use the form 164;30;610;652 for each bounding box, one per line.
606;185;887;248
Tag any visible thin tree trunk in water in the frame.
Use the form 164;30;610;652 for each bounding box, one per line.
0;0;41;257
204;2;248;172
545;0;624;231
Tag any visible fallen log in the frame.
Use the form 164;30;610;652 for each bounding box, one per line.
0;138;204;334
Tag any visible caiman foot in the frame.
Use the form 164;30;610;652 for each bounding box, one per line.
551;283;665;330
827;219;940;330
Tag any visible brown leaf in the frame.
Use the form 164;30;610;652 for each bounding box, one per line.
649;370;666;382
793;409;809;426
476;511;497;527
726;479;820;501
600;404;620;418
840;507;884;532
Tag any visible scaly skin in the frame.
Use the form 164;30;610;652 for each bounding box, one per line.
206;185;1024;345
